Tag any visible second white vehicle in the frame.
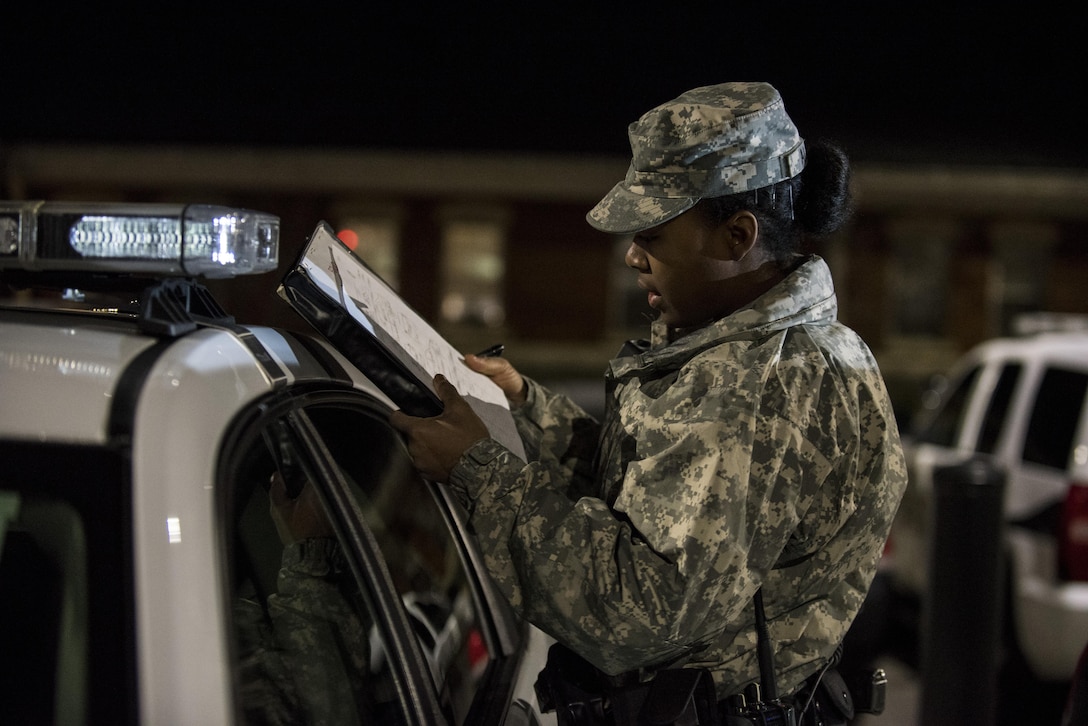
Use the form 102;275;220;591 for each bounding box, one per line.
885;316;1088;716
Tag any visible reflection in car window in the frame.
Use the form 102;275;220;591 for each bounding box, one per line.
0;492;89;724
1022;368;1088;469
226;410;402;725
305;405;490;723
223;400;491;725
918;366;981;447
0;443;133;726
976;363;1021;454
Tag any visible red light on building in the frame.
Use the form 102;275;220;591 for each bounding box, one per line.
336;229;359;251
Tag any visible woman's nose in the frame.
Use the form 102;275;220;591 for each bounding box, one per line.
625;242;648;271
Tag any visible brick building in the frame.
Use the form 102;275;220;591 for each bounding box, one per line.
4;143;1086;418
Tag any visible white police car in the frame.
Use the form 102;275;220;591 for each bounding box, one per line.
0;201;554;724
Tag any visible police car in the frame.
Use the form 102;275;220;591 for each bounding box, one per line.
0;201;554;724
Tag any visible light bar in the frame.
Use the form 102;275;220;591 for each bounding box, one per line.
0;201;280;278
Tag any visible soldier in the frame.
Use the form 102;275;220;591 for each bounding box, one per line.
391;82;907;725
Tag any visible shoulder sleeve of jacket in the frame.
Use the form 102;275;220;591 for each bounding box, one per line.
509;377;601;491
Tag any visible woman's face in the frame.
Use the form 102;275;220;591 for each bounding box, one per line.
624;210;747;330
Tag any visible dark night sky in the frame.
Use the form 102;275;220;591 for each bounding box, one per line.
5;4;1086;167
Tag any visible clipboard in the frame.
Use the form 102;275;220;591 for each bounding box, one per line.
278;221;526;461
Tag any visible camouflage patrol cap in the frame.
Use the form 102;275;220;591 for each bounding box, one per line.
587;82;807;235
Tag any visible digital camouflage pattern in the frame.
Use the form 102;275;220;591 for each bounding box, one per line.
588;82;808;235
234;538;372;725
448;256;907;699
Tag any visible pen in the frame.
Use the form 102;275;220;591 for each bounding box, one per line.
328;248;347;309
475;343;505;358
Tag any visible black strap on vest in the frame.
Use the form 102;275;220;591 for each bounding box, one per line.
753;588;780;701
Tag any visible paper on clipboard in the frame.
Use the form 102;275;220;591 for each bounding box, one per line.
280;222;526;461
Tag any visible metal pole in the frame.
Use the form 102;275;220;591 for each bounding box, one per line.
920;457;1006;726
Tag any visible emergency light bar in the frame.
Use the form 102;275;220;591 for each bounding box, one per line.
0;201;280;278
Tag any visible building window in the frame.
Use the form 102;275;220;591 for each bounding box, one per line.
610;235;651;333
439;215;506;329
990;222;1056;334
887;219;955;337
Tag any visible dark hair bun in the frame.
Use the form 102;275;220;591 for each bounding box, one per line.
796;139;853;238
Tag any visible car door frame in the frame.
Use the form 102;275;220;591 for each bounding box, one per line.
216;382;539;724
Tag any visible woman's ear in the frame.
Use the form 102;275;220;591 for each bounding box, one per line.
723;210;759;261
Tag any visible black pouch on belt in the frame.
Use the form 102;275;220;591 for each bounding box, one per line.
800;668;854;726
535;643;723;725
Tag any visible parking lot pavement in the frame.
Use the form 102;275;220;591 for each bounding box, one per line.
854;657;918;726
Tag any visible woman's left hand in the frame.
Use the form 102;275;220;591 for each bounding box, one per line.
389;374;490;483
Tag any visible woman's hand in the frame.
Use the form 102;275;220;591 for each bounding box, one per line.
389;374;490;483
464;353;527;405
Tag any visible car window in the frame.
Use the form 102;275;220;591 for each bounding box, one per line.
306;403;494;722
0;442;134;726
975;363;1022;454
1021;367;1088;470
221;395;493;725
917;365;982;447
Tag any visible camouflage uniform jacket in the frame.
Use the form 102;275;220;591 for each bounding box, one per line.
234;538;372;725
448;255;907;698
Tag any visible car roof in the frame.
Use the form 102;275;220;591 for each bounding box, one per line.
0;304;398;445
0;308;159;443
970;331;1088;366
